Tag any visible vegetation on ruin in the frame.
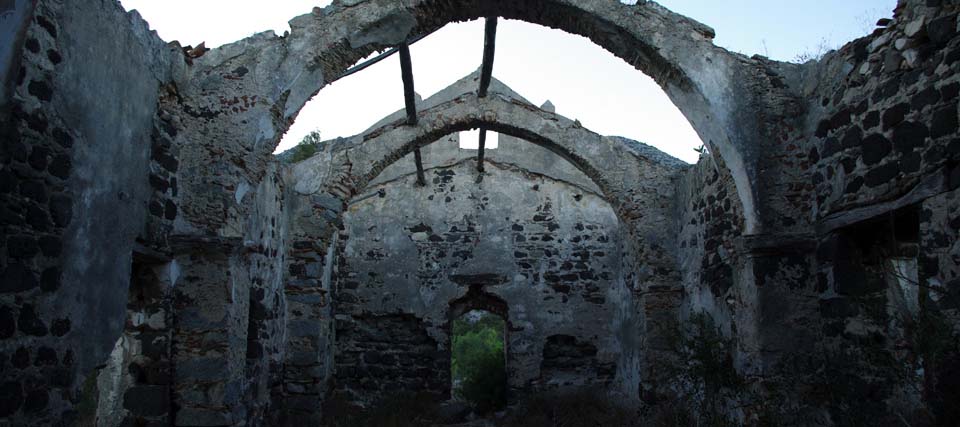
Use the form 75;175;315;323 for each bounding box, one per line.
451;312;508;414
286;130;323;163
657;311;743;426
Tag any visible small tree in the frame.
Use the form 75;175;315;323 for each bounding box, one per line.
451;312;507;414
289;130;322;163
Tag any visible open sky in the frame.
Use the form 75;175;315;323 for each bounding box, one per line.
121;0;897;163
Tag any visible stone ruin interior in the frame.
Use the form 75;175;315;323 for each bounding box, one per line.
2;0;960;426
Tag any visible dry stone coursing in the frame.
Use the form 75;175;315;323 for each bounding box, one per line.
334;157;628;404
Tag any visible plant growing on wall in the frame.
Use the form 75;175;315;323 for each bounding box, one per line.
288;130;323;163
451;311;507;413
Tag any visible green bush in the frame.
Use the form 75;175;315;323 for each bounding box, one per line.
451;312;507;413
288;130;322;163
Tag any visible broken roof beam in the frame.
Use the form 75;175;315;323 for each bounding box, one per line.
338;30;435;80
477;128;487;174
399;42;418;125
414;146;427;186
398;41;426;186
477;17;498;98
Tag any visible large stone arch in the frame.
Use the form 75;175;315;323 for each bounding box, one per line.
289;79;682;281
168;0;802;237
280;78;685;415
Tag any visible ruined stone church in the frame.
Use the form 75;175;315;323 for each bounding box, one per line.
1;0;959;425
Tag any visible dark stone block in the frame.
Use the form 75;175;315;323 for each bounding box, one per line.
0;381;23;416
892;121;929;154
845;176;865;194
148;174;168;193
861;134;892;165
40;267;61;292
822;136;841;157
27;80;52;102
900;152;922;174
863;110;880;129
154;153;179;172
28;145;49;170
882;103;909;130
24;38;39;53
49;367;74;388
12;347;29;368
911;87;941;111
26;204;50;232
830;108;852;130
820;297;860;318
7;235;39;258
838;158;853;175
17;304;47;336
928;14;958;45
930;106;958;139
20;180;47;202
35;15;57;38
0;169;15;193
148;200;163;217
52;128;72;148
841;126;862;149
0;263;37;293
22;388;48;414
0;305;14;338
815;120;831;138
163;199;177;220
864;162;900;187
47;49;61;64
34;347;57;366
949;139;960;158
48;154;71;179
123;385;169;416
38;235;61;257
942;82;960;101
950;165;960;190
21;109;47;133
49;194;72;227
50;318;70;337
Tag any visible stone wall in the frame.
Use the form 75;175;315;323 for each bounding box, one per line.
3;0;960;425
0;0;179;423
808;1;960;220
769;1;960;423
331;142;631;405
918;188;960;422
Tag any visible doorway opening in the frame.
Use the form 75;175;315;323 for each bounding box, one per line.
451;309;507;414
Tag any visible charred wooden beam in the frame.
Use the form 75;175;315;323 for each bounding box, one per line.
477;128;487;173
338;30;436;80
399;41;426;186
414;146;426;186
478;17;498;98
399;42;418;125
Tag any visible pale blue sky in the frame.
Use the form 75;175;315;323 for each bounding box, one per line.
122;0;896;163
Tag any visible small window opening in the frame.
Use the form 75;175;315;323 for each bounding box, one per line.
459;129;498;150
835;205;920;315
